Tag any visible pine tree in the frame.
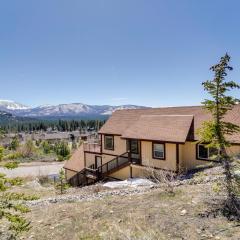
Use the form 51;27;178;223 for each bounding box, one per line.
198;53;240;217
0;130;38;238
55;168;69;194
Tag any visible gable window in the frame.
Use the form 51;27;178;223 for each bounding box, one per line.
197;144;219;160
104;135;114;150
152;142;165;160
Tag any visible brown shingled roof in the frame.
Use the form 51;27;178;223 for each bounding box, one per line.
122;115;193;143
99;105;240;143
63;144;85;172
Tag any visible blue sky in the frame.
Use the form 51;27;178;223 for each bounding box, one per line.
0;0;239;107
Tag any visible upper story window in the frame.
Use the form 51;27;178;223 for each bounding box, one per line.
197;144;219;160
104;135;114;150
152;142;165;160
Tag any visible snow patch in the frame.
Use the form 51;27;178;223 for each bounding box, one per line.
103;178;155;189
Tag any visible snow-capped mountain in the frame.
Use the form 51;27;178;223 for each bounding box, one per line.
0;100;30;111
0;100;147;119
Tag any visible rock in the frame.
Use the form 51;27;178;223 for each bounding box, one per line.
180;209;187;216
25;179;43;189
196;228;202;234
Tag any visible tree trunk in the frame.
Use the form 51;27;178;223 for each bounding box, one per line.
221;147;240;216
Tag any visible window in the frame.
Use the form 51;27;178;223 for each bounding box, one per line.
197;144;219;160
104;135;114;150
152;143;165;160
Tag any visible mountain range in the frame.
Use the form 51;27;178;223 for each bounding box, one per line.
0;100;147;119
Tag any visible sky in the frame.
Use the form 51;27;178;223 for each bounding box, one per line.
0;0;240;107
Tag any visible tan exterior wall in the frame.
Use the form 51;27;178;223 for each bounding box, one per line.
181;142;205;170
181;142;240;170
102;135;127;156
227;145;240;157
141;141;177;171
101;154;116;164
65;169;77;180
178;144;184;170
109;166;130;180
131;165;148;178
85;152;96;167
85;152;118;168
85;139;240;178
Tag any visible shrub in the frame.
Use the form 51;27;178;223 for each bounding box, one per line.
54;142;70;161
9;137;20;150
41;140;51;154
21;140;36;158
0;145;4;161
4;161;19;169
4;152;23;160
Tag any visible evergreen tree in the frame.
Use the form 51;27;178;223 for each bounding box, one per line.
0;129;38;238
54;142;70;161
198;54;240;217
55;168;69;194
10;136;20;150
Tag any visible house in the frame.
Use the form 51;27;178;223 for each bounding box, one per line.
64;105;240;186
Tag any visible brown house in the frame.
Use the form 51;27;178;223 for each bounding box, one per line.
64;105;240;186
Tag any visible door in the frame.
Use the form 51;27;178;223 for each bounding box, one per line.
95;156;102;168
127;139;140;163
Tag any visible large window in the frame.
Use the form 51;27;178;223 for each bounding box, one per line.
197;144;219;160
104;135;114;150
152;142;165;160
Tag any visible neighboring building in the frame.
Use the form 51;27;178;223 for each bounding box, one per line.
64;105;240;186
33;131;83;144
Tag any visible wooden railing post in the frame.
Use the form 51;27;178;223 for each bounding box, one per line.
128;150;131;163
116;156;119;167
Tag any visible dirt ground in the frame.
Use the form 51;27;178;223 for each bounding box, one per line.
17;183;240;240
0;161;64;178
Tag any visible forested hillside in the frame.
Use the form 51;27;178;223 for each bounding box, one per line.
0;111;105;132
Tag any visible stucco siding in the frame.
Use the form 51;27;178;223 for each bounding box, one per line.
102;135;127;156
109;166;130;180
65;169;77;180
131;165;148;178
181;142;240;170
141;141;177;171
227;145;240;157
85;152;119;167
85;152;96;167
101;154;116;164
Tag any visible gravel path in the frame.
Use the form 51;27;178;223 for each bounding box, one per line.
0;162;64;178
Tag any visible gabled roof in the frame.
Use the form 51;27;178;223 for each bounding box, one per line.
99;105;240;143
64;144;85;172
121;115;193;143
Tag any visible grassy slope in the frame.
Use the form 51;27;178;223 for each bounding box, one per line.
19;180;240;240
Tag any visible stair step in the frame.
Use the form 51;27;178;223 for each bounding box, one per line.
86;173;97;180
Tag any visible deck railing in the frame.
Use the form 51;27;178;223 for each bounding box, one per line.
68;151;141;186
98;152;129;176
83;142;101;153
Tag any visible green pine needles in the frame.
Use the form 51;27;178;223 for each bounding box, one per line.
0;163;38;239
198;53;240;218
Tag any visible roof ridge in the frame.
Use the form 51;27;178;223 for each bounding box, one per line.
139;114;194;117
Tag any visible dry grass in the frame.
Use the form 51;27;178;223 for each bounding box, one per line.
18;183;240;240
